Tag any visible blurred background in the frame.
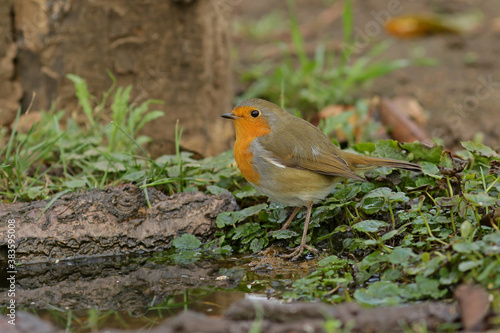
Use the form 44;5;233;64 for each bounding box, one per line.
232;0;500;151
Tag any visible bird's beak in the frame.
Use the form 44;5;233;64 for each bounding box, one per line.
221;112;238;120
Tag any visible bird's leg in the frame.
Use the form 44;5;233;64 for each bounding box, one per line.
279;206;301;231
270;206;301;235
282;202;318;260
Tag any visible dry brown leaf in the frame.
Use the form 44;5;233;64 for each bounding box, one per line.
454;284;490;331
17;111;43;134
378;97;432;145
386;11;482;38
391;96;428;126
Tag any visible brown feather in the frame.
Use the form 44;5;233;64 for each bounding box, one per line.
340;151;422;172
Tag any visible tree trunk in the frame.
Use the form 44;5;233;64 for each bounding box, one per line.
0;0;22;127
6;0;235;156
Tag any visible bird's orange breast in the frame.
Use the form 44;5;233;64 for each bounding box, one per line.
231;106;271;185
234;138;260;184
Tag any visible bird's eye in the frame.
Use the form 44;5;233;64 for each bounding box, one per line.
250;110;260;118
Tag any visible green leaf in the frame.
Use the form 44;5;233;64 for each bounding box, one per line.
476;260;500;285
360;190;388;214
317;255;340;267
122;170;146;182
233;204;268;221
359;187;407;214
233;223;262;241
359;182;376;193
352;220;389;233
387;247;413;264
63;179;87;189
408;276;445;299
483;232;500;249
360;251;387;266
217;203;268;229
172;234;201;250
136;110;165;132
333;225;350;233
382;269;402;281
452;241;480;254
216;212;234;228
66;74;95;127
352;142;376;154
439;267;460;285
354;281;403;306
332;186;360;201
206;185;230;195
462;141;499;158
436;196;460;207
460;220;473;239
93;160;126;172
271;230;297;239
415;176;435;187
361;187;409;209
362;239;378;247
380;229;399;241
250;237;267;252
210;245;233;256
421;161;442;179
268;208;288;223
234;186;257;199
26;186;47;200
405;255;443;276
458;260;483;272
388;191;409;203
464;192;496;207
343;237;365;252
373;140;406;160
422;257;443;276
401;142;443;163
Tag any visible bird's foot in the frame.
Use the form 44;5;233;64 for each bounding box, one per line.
281;243;318;260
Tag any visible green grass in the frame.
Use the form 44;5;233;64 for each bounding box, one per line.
0;74;242;203
0;73;162;201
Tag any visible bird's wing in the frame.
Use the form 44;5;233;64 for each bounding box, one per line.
258;118;365;181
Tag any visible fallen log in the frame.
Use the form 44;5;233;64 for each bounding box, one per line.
0;184;238;263
0;299;462;333
222;299;459;333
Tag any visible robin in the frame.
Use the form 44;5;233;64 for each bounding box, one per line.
221;98;421;260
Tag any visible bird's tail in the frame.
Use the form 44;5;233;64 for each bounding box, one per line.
343;151;422;173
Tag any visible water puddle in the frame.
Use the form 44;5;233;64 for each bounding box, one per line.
1;251;314;332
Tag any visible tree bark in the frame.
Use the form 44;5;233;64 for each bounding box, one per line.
0;184;238;263
0;0;22;128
